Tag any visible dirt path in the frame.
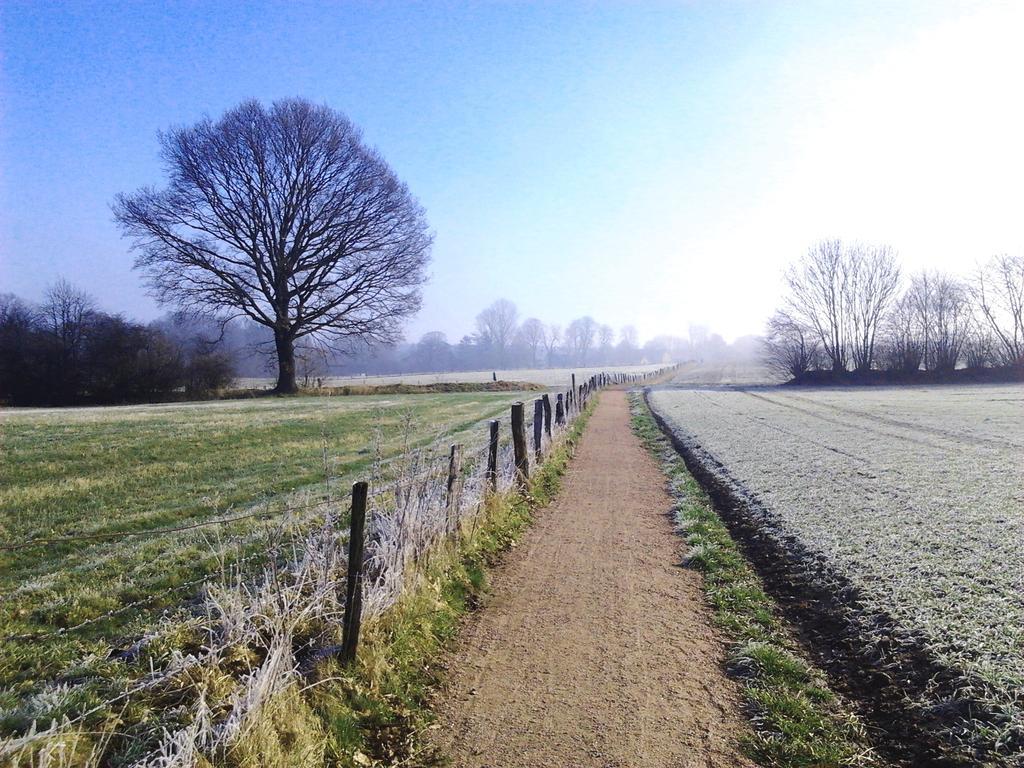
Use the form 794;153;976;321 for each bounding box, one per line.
429;390;754;768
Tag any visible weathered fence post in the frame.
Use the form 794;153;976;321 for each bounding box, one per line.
341;481;368;665
486;419;499;493
542;393;552;438
533;398;544;463
446;443;462;533
555;393;565;426
511;402;529;487
571;373;577;411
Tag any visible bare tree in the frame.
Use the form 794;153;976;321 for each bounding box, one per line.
783;240;899;372
617;325;639;365
475;299;519;366
565;316;598;364
518;317;545;367
882;292;924;373
114;98;431;393
784;240;849;372
542;323;562;367
41;279;96;400
295;341;328;388
847;244;901;371
963;326;996;369
597;324;614;363
971;254;1024;365
926;273;971;372
761;310;820;379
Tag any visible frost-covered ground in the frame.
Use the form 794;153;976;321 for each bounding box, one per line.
236;363;664;389
667;360;783;386
649;384;1024;746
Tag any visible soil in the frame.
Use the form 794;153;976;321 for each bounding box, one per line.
428;390;755;768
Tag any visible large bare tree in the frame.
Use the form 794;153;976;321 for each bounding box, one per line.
114;98;432;393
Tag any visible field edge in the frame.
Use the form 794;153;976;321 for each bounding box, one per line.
629;391;876;767
641;387;1016;767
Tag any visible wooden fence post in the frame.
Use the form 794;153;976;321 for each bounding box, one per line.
341;481;368;665
446;443;462;533
571;373;577;411
486;419;499;493
542;393;552;438
511;402;529;486
533;398;544;463
555;393;565;425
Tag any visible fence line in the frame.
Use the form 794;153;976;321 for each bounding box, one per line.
2;365;676;766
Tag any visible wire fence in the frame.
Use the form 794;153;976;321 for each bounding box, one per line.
0;367;675;767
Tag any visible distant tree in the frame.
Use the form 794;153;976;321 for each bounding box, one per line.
597;324;614;363
0;294;43;404
882;293;924;373
542;323;562;367
475;299;519;366
40;279;97;403
114;98;431;394
413;331;454;372
295;341;329;388
906;271;971;372
517;318;545;367
643;334;686;363
971;254;1024;365
963;327;996;370
761;310;820;379
566;316;598;364
616;325;639;365
687;324;710;359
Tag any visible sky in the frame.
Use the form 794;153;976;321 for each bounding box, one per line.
2;0;1024;344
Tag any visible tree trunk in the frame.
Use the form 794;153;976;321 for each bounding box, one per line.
274;330;297;394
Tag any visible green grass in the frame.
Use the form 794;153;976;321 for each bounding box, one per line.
629;393;876;768
0;392;530;698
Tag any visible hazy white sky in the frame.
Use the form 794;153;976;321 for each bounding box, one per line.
2;1;1023;344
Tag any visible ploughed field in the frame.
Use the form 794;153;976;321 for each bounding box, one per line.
0;392;530;702
648;384;1024;758
236;363;663;389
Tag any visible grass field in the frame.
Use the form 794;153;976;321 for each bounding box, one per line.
648;384;1024;760
236;363;664;389
0;391;531;701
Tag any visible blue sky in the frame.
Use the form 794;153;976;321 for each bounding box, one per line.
2;1;1021;343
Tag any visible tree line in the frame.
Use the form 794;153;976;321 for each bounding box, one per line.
0;282;234;406
764;240;1024;379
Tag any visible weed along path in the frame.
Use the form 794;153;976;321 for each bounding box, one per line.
430;390;754;768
